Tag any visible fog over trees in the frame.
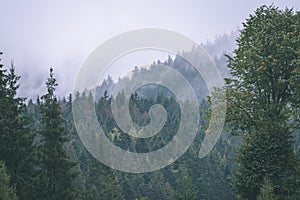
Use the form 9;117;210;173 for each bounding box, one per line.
0;5;300;200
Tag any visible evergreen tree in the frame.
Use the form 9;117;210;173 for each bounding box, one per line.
73;92;123;200
0;57;36;199
37;68;77;199
172;166;197;200
225;5;300;200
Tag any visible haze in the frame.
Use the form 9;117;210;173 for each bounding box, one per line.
1;0;299;98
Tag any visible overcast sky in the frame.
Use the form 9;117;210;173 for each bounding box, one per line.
1;0;300;99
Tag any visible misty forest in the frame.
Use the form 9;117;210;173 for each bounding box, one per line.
1;5;300;200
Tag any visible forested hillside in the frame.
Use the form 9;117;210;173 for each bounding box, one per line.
0;5;300;200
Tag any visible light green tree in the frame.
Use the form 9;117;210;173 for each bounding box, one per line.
257;178;277;200
0;161;18;200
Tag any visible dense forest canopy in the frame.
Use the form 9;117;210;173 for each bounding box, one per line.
0;5;300;200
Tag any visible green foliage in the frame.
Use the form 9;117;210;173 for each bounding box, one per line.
225;5;300;200
71;89;237;199
172;166;197;200
0;28;247;199
257;178;277;200
0;57;36;199
0;161;18;200
134;197;150;200
37;68;77;199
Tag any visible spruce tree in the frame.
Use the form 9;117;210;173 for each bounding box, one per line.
0;56;35;199
37;68;77;199
73;92;123;200
225;5;300;200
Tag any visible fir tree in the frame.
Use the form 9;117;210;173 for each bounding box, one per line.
37;68;77;199
0;57;36;199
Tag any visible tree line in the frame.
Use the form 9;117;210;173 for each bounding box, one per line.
0;4;300;200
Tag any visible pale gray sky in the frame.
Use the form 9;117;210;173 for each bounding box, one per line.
1;0;299;98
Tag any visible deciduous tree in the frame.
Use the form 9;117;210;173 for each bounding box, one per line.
225;5;300;200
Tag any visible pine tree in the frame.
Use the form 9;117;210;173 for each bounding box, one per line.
225;5;300;200
0;57;36;199
37;68;77;199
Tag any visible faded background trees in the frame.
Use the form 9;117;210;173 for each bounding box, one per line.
0;5;300;200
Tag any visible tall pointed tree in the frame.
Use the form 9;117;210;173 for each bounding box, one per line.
37;68;77;199
225;5;300;200
0;56;36;199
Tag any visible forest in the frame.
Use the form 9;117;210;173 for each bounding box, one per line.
1;5;300;200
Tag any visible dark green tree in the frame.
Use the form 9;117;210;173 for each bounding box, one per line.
225;5;300;200
0;57;36;199
72;92;123;200
37;68;77;199
172;166;197;200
